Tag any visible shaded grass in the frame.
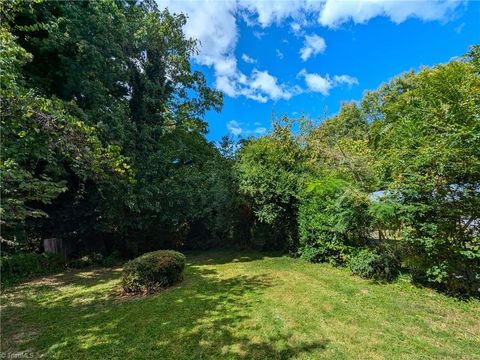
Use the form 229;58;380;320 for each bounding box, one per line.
1;249;479;359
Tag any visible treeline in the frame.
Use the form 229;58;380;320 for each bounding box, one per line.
1;1;479;295
236;50;480;295
1;0;234;257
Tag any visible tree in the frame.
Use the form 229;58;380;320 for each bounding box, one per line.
236;117;306;250
299;104;374;263
364;49;480;293
3;0;226;253
0;25;130;252
306;102;375;189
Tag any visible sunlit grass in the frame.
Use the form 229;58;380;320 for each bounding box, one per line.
1;249;479;359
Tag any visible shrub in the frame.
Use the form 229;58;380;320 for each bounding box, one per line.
1;252;65;285
103;251;122;267
349;248;399;281
299;242;352;266
122;250;186;293
396;207;480;296
404;241;480;297
298;177;370;266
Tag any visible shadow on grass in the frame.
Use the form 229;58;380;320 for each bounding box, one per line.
1;261;328;359
185;248;284;266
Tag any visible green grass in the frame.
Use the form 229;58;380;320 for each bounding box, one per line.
1;249;479;359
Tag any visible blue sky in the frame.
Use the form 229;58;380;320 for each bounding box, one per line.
158;0;480;141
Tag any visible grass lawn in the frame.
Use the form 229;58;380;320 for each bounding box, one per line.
1;249;479;359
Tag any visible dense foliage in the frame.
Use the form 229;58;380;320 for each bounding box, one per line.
68;251;121;269
236;47;480;295
0;22;130;253
1;252;65;285
298;177;369;265
122;250;186;293
235;118;306;250
364;51;480;294
1;0;478;296
349;248;399;281
1;0;233;257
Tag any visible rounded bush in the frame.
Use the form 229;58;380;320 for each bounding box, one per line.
122;250;186;293
349;248;399;281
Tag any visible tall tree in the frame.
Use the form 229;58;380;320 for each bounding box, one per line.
0;23;130;252
363;48;480;292
236;117;306;249
3;0;226;252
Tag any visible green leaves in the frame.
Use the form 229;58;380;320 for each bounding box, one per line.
297;47;480;294
0;22;132;249
235;119;307;249
2;1;226;251
361;49;480;293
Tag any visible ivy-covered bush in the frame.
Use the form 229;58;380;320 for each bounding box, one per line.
349;248;400;281
122;250;186;293
1;253;66;285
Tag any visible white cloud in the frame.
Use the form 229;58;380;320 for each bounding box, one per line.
300;34;327;61
318;0;461;28
226;121;267;137
248;69;297;101
298;69;332;95
290;21;304;36
276;49;284;59
291;22;302;33
215;75;238;97
333;74;359;87
157;0;302;103
298;69;358;95
227;120;243;136
157;0;461;102
240;1;317;27
157;1;237;68
215;68;300;103
242;53;256;63
240;0;460;29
